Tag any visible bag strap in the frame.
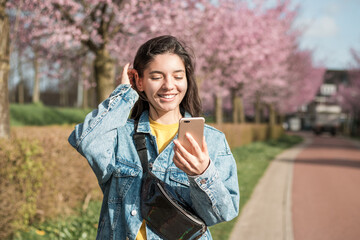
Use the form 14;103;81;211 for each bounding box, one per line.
133;121;149;173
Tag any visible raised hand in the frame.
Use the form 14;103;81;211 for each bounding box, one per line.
119;63;139;88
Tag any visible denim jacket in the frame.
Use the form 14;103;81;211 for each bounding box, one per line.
68;84;239;240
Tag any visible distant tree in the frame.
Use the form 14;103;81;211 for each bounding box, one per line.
277;49;324;115
336;48;360;135
0;0;10;139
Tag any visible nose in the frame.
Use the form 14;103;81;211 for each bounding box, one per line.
162;75;175;90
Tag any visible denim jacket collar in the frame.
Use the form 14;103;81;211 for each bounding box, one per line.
137;110;152;134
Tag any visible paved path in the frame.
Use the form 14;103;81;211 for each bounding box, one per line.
292;134;360;240
230;132;360;240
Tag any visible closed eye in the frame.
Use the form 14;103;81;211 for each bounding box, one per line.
150;74;163;80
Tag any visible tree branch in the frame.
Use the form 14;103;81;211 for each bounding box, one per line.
53;2;98;52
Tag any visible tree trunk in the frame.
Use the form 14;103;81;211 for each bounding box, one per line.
94;48;115;104
60;85;69;107
82;62;89;109
83;86;88;109
269;103;276;126
232;90;245;124
278;114;284;127
17;51;25;103
76;59;85;108
268;103;277;139
17;81;24;103
0;0;10;139
254;94;261;124
32;50;40;103
239;97;245;123
77;77;83;108
215;95;223;125
236;96;245;123
232;89;238;124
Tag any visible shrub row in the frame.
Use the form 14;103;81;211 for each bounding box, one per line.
210;123;284;147
0;126;101;239
0;137;44;239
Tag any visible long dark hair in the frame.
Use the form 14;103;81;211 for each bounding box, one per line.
130;35;202;119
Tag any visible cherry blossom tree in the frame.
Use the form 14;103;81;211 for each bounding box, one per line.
197;0;309;124
336;48;360;135
337;49;360;113
7;0;146;103
198;0;323;125
277;50;324;114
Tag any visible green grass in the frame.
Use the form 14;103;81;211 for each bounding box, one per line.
12;134;302;240
10;103;91;126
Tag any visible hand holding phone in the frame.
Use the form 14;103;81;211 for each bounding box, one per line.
174;117;210;176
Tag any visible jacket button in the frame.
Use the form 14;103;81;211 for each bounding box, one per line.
131;210;137;216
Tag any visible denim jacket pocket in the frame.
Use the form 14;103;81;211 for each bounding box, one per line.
168;169;191;205
111;158;141;203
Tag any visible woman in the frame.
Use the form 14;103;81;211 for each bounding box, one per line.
68;35;239;240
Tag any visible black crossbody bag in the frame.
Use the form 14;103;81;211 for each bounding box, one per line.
133;122;207;240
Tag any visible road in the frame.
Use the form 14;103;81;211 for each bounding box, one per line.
292;133;360;240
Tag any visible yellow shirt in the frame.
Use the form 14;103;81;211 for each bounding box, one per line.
135;117;179;240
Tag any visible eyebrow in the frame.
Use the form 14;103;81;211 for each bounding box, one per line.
149;70;185;74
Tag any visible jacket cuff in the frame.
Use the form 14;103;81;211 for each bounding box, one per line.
188;160;218;190
108;84;138;107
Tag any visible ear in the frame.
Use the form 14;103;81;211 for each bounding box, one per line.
135;75;144;92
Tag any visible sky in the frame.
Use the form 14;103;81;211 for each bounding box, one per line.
291;0;360;70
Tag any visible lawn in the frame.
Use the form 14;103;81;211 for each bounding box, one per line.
10;103;91;126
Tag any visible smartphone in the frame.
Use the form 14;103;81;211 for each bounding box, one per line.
178;117;205;152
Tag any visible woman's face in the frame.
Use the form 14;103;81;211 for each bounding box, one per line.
137;53;188;118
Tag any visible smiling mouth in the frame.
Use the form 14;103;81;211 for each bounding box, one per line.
158;94;177;99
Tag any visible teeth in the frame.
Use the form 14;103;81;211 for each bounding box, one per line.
160;94;176;99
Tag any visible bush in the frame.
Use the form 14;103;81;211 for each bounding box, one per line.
13;201;101;240
0;138;44;239
1;126;102;239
